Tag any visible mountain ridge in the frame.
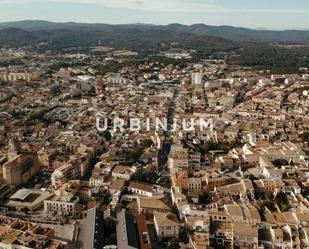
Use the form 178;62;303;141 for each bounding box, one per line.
0;20;309;44
0;25;236;52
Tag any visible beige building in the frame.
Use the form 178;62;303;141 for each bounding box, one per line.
51;162;80;189
154;212;181;241
168;150;189;170
0;73;32;83
3;153;39;187
44;188;80;217
137;197;172;219
111;165;136;180
233;223;259;248
188;177;202;191
37;148;58;170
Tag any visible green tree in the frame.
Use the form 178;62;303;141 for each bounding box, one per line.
167;238;180;249
130;170;159;184
100;130;111;141
199;191;213;205
103;218;117;245
300;132;309;143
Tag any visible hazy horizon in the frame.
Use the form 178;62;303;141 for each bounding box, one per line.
0;0;308;30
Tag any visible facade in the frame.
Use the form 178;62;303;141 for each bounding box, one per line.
44;193;79;217
168;150;189;170
51;162;80;189
154;212;181;241
111;165;136;180
191;72;203;85
0;73;32;83
3;153;39;187
107;74;128;84
188;177;202;191
233;223;259;248
126;181;164;197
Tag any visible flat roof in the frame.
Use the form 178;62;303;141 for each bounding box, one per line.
9;189;32;201
6;189;54;211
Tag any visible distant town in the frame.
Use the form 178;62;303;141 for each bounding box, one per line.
0;41;308;249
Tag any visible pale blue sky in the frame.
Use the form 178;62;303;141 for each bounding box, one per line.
0;0;308;30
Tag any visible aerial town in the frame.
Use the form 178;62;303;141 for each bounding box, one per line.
0;45;309;249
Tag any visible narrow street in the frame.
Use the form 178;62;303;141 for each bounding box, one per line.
158;87;179;174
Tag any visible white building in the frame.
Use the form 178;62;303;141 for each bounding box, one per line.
107;75;127;84
191;72;203;85
126;181;164;198
44;187;80;217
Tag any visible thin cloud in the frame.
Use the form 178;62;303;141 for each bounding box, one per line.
0;0;308;14
0;0;228;12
